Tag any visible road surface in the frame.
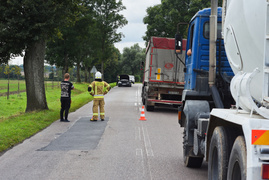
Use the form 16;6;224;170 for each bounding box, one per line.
0;84;208;180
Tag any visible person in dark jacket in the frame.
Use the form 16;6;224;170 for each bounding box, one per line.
60;73;74;122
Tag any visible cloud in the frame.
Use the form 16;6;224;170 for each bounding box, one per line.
9;56;23;66
121;0;160;23
115;41;146;53
119;23;146;42
116;0;161;52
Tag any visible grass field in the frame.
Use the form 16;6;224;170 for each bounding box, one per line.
0;79;61;94
0;80;116;153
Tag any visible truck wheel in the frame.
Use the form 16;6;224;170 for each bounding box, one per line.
142;97;145;105
227;136;246;180
183;129;203;168
142;86;145;105
145;96;154;111
145;102;154;111
182;100;209;168
208;126;230;180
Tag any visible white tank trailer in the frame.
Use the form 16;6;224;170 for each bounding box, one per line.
179;0;269;179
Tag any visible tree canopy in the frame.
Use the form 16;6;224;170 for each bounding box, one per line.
0;0;80;112
46;0;128;82
93;0;128;78
0;0;78;64
143;0;222;43
120;44;145;82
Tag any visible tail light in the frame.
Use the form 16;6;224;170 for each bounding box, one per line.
178;106;182;126
262;164;269;179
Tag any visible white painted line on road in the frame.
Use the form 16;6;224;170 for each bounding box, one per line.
136;148;143;156
136;125;154;180
141;125;154;180
135;127;141;141
141;125;154;157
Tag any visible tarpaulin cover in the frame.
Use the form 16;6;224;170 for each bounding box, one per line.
150;37;186;50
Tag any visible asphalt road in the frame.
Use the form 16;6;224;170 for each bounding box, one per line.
0;84;208;180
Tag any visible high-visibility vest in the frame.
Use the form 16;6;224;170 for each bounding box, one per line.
89;81;110;99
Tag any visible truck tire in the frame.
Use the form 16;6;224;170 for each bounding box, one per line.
141;86;145;105
145;102;154;111
182;100;209;168
227;136;246;180
142;97;145;105
183;129;203;168
145;95;154;111
208;126;230;180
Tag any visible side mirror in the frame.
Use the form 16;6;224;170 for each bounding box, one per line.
175;33;182;54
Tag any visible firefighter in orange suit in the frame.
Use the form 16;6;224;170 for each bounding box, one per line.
88;71;111;121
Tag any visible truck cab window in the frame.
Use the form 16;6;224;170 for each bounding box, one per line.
203;22;222;39
189;24;195;49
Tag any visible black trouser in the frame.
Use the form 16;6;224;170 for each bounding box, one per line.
60;98;71;120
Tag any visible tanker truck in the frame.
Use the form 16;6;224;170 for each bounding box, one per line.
177;0;269;179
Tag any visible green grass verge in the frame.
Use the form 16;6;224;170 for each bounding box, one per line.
0;80;61;93
0;82;116;153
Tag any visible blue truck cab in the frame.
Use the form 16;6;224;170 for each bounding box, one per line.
183;8;233;108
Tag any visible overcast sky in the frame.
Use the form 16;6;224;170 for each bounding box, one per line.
114;0;161;52
10;0;161;65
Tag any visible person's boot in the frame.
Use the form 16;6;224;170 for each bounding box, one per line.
91;117;97;121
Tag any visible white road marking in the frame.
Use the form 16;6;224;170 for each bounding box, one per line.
135;127;141;141
136;148;145;179
141;125;154;157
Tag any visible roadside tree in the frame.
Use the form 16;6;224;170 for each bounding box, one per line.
143;0;221;42
46;1;96;83
0;0;79;112
120;44;145;82
4;65;14;100
14;66;22;97
103;46;121;83
93;0;128;79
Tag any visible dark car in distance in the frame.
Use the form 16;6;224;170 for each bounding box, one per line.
118;75;131;87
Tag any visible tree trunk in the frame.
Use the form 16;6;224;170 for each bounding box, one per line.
63;54;69;78
88;67;92;83
23;39;48;112
76;63;81;83
51;66;54;89
7;74;9;100
17;75;20;97
101;60;104;80
84;68;87;82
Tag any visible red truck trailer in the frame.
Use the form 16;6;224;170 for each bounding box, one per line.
141;36;186;111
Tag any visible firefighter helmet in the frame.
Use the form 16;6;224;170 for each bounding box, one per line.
95;71;102;79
